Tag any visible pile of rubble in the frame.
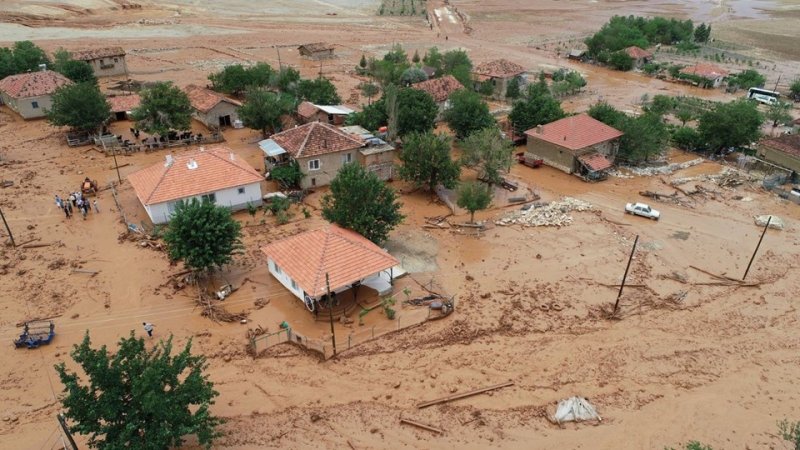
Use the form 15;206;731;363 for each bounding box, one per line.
496;197;593;227
623;158;705;176
672;167;755;188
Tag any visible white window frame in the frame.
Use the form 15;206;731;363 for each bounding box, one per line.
291;279;298;290
308;159;321;171
201;193;217;204
342;153;352;164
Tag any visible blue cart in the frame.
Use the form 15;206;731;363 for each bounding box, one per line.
13;320;55;349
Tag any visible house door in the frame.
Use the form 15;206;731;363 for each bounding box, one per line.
219;115;232;127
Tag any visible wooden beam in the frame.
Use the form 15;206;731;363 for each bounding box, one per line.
400;418;443;434
417;381;514;409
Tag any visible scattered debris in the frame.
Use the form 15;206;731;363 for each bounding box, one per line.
549;396;601;424
623;158;704;176
754;215;784;230
497;197;592;227
417;380;514;409
400;417;444;434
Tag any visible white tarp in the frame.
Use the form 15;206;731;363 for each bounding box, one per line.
552;397;601;424
754;215;784;230
258;139;287;157
315;104;354;115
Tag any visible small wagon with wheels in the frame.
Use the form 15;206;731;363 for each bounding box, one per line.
13;320;56;349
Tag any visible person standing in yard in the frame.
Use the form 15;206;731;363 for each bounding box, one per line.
93;199;100;213
142;322;154;337
63;203;71;219
55;195;63;209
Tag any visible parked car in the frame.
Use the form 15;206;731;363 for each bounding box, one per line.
625;202;660;220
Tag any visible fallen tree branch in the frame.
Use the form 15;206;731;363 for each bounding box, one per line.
400;418;443;434
417;381;514;409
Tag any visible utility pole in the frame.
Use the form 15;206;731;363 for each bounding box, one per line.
772;74;781;94
613;235;639;316
57;413;78;450
743;216;771;280
111;145;122;185
275;46;282;70
0;206;15;247
318;59;323;79
326;273;336;356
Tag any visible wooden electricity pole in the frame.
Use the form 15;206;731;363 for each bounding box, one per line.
613;235;639;316
0;206;15;247
326;273;336;356
743;216;771;280
57;413;78;450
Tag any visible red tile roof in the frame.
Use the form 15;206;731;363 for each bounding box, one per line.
0;70;72;98
524;113;624;152
761;134;800;158
297;101;320;119
679;63;729;80
473;59;526;79
578;153;613;171
107;94;140;113
127;147;263;205
183;84;241;113
411;75;464;103
261;224;399;297
624;46;652;59
71;47;126;61
270;122;364;158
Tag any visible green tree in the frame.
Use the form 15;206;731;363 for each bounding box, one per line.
249;62;275;87
208;64;249;95
359;82;380;104
47;82;111;133
646;94;677;116
397;87;438;136
588;101;628;128
12;41;49;73
443;89;494;140
58;60;97;84
442;49;473;85
671;126;703;151
460;127;514;186
422;47;443;75
297;77;341;104
359;54;367;69
0;47;15;79
55;332;221;449
398;131;461;192
698;99;763;153
372;44;410;86
270;160;303;189
412;49;421;63
272;66;301;94
694;23;710;42
778;419;800;450
400;67;428;86
728;69;766;90
506;77;521;99
457;181;493;223
164;198;243;273
131;82;192;136
675;105;694;125
321;163;404;244
608;51;634;71
509;81;566;133
239;89;296;137
346;97;388;131
765;101;793;135
791;78;800;100
618;113;670;162
52;48;72;72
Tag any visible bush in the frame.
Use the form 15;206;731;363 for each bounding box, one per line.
585;15;694;57
270;160;303;189
671;126;702;151
608;51;634;71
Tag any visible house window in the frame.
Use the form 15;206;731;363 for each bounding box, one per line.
311;178;316;187
342;153;352;164
237;187;245;194
167;201;179;214
308;159;320;171
291;279;298;290
114;57;119;63
31;101;39;109
201;193;216;204
273;262;282;274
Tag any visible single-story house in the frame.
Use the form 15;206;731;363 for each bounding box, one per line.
340;125;396;181
297;101;354;125
624;46;653;69
757;134;800;175
411;75;464;120
260;224;399;312
184;84;242;129
127;146;263;224
524;113;623;181
472;59;526;99
0;70;73;119
107;94;140;121
261;121;365;189
298;42;335;59
71;47;128;78
679;63;729;88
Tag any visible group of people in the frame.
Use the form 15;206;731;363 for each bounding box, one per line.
55;192;99;220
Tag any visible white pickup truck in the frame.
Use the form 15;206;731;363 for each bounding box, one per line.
625;202;660;220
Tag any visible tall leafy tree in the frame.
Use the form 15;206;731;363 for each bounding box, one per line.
164;198;243;273
588;101;627;128
58;60;97;84
47;82;110;133
442;49;473;86
460;127;514;186
238;89;295;137
397;88;438;136
694;23;710;42
698;99;763;153
398;131;461;192
208;63;274;96
608;51;634;71
457;181;493;223
791;79;800;100
12;41;49;73
297;77;341;104
272;67;301;94
443;89;495;140
422;47;443;75
765;101;793;135
400;67;428;86
346;97;387;131
728;69;766;90
131;82;192;136
0;47;15;79
358;82;380;105
618;113;670;162
55;332;221;449
321;163;404;244
509;81;565;133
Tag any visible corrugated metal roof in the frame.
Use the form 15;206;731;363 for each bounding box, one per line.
259;139;287;157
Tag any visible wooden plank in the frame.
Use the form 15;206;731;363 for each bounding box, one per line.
22;242;53;249
417;381;514;409
689;265;742;283
400;418;443;434
71;269;99;275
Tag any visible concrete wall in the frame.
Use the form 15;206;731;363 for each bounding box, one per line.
194;102;240;129
757;145;800;174
144;181;263;224
0;93;53;119
268;258;305;301
359;150;396;181
301;111;349;126
86;56;128;78
298;150;358;189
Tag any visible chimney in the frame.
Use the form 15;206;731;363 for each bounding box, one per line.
536;125;543;134
187;159;198;170
164;154;174;167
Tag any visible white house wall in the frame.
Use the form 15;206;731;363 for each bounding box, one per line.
268;258;305;301
144;181;263;224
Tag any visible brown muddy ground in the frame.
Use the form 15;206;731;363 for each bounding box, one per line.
1;0;800;449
